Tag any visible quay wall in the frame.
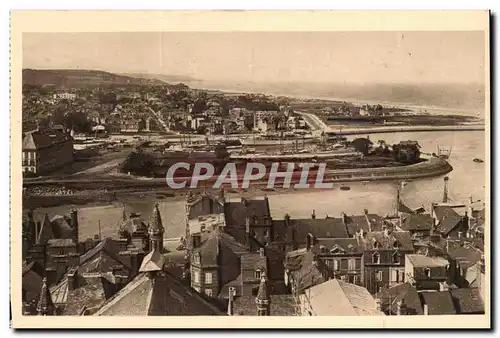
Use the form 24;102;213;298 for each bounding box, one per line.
23;158;453;191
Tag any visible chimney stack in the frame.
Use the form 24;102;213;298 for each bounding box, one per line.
259;247;265;258
306;233;314;251
70;209;79;245
423;303;429;316
311;210;316;219
227;286;235;316
375;298;381;311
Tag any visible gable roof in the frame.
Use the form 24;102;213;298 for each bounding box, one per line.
22;129;72;150
287;251;325;293
303;279;384;316
364;231;413;251
94;272;225;316
433;206;464;235
446;244;483;270
79;237;131;271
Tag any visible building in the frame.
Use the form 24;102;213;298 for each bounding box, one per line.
310;237;364;285
299;279;385;316
94;249;226;316
431;204;469;238
400;213;434;240
22;127;74;175
363;230;414;294
405;254;450;291
53;92;77;100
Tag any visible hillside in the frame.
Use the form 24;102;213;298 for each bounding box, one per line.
122;73;200;85
22;69;167;88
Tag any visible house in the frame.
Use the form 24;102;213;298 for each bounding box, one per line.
299;279;385;316
445;242;483;288
227;273;297;316
400;213;434;240
431;205;468;238
378;282;424;315
284;249;325;295
405;254;450;291
22;127;74;175
363;230;413;294
310;237;364;285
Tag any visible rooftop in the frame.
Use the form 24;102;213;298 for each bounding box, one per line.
406;254;450;268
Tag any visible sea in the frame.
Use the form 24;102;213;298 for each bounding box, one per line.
30;130;487;241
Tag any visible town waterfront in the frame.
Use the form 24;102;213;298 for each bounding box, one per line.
30;130;486;241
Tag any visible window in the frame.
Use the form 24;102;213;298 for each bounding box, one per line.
348;259;356;271
372;252;380;264
375;270;383;282
393;252;400;264
193;253;201;265
424;268;431;278
333;260;339;271
393;240;400;249
193;270;200;284
373;241;380;250
391;269;399;283
205;272;213;285
205;289;213;297
255;269;262;280
348;275;355;284
354;275;360;285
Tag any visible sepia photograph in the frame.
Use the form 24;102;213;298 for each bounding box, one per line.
10;10;490;329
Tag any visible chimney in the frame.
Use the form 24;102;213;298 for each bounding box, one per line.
364;209;369;215
192;234;201;249
227;286;235;316
341;212;348;224
70;209;79;244
458;231;462;238
259;247;265;258
423;303;429;316
311;210;316;219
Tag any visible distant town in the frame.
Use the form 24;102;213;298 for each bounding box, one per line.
21;69;486;317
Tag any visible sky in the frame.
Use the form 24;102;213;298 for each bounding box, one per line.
22;31;486;85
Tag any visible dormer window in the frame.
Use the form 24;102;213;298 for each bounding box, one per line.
255;269;262;280
393;252;400;264
372;252;380;264
424;268;431;278
393;240;400;249
373;241;380;250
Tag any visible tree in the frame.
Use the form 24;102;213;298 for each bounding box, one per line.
351;138;373;156
119;151;156;176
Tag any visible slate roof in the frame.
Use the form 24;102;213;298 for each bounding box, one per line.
149;203;164;233
420;291;457;315
232;294;297;316
119;215;148;234
62;277;110;315
94;272;226;316
79;237;132;271
302;279;384;316
139;250;165;273
342;215;370;236
447;244;483;270
450;288;484;314
22;263;44;303
291;218;349;243
22;129;72;150
47;238;76;247
364;231;413;251
193;229;245;286
287;250;325;293
401;214;434;232
433;206;464;235
378;282;423;315
224;198;271;226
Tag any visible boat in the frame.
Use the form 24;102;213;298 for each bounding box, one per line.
473;158;484;163
340;186;351;191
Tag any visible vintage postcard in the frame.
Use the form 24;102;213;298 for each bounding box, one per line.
10;10;490;329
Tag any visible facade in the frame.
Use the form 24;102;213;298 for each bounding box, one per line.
22;128;74;175
405;254;450;291
363;230;413;294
